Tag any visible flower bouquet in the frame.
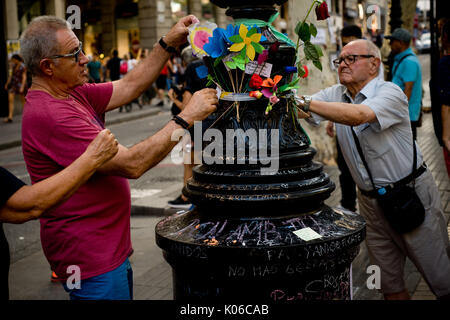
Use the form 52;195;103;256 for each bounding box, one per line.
187;0;329;126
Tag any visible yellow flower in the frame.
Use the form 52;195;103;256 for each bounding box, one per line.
229;24;262;61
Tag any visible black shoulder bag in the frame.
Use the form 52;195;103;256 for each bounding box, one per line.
351;128;425;234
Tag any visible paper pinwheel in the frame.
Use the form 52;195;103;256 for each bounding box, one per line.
188;21;218;57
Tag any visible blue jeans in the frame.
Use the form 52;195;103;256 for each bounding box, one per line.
63;258;133;300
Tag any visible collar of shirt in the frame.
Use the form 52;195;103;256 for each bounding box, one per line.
394;47;414;62
341;77;379;104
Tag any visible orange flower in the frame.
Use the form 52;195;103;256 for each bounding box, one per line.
261;75;282;88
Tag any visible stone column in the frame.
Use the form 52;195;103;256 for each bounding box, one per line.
5;0;19;40
139;0;172;51
212;5;228;28
400;0;417;33
45;0;65;18
187;0;202;19
286;0;337;164
101;0;116;56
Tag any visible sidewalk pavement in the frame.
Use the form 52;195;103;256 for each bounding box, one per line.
0;102;164;151
4;109;449;300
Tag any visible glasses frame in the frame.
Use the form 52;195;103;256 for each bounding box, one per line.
333;54;374;68
47;42;84;63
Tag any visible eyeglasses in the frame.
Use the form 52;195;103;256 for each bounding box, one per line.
47;42;84;63
333;54;374;68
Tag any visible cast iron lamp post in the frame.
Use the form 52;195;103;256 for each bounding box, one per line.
156;0;365;301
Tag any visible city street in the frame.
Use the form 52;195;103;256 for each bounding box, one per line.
1;50;447;299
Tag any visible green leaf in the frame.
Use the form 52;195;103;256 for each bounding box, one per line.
295;21;303;36
314;44;324;57
229;35;243;43
313;59;322;71
289;78;300;87
304;41;319;60
309;23;318;37
251;42;264;54
297;22;311;43
297;63;306;77
278;83;289;92
225;60;237;69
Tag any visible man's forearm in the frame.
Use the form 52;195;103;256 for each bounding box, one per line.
97;120;182;179
304;100;376;126
106;44;170;110
126;44;169;92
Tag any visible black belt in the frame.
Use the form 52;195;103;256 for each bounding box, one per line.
359;162;427;198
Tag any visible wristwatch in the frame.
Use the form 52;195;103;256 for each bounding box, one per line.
301;95;312;112
159;37;177;54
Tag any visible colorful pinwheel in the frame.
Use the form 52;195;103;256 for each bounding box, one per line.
229;25;264;61
188;22;217;57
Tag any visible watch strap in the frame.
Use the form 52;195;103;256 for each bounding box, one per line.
172;115;190;129
159;37;177;54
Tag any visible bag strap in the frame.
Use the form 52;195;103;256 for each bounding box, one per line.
392;54;414;78
351;126;417;191
351;127;377;190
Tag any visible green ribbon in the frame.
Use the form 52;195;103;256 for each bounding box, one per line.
234;12;296;47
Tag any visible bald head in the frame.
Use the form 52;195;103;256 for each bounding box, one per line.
338;39;381;92
345;39;381;60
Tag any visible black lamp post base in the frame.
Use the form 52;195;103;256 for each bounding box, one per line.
156;205;365;301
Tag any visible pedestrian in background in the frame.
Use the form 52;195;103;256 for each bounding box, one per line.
155;61;171;106
167;46;203;209
433;21;450;177
1;129;118;300
87;52;103;83
106;49;121;82
387;28;423;140
19;14;216;300
3;54;27;123
298;39;450;300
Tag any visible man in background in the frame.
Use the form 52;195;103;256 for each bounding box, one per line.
87;52;103;83
386;28;423;140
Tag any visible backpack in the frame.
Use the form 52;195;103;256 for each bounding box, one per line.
120;61;128;74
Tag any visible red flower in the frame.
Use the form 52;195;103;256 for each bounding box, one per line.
249;74;264;89
301;65;309;78
315;1;330;20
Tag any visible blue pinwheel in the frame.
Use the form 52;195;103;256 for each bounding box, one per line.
203;27;228;58
203;24;241;58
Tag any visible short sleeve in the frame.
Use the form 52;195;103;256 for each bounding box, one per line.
0;167;26;206
397;59;418;83
71;82;113;115
361;82;409;132
48;109;101;168
309;85;342;125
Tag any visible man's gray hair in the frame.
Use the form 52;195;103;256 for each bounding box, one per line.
20;16;71;76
